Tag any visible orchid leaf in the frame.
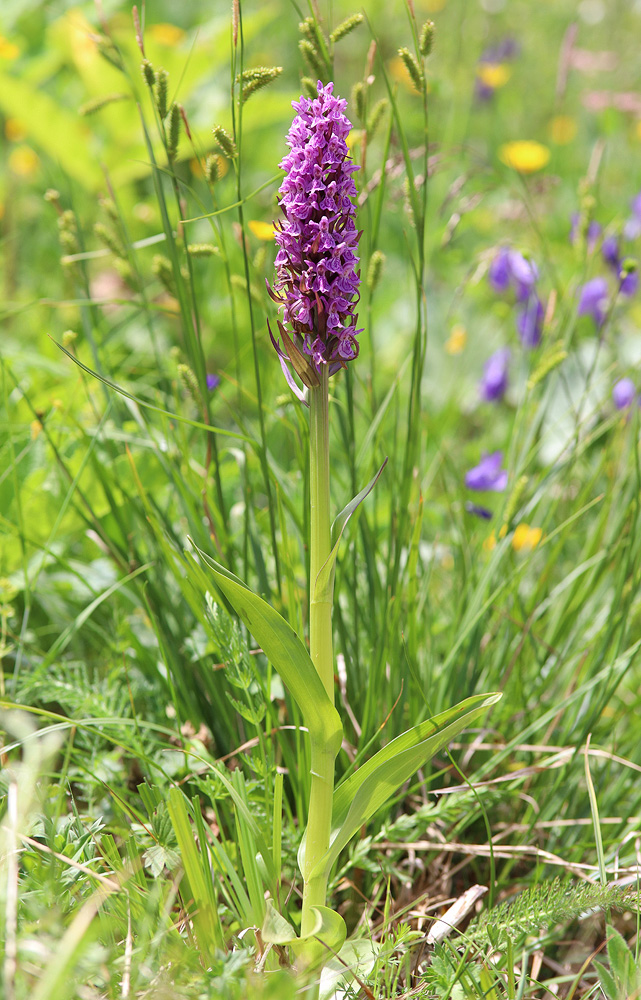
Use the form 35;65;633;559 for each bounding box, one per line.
290;906;347;972
313;459;387;605
189;541;342;752
309;692;501;881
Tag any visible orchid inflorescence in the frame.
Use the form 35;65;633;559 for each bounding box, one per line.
268;81;362;394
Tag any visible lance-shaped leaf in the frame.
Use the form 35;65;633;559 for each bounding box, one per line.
189;540;341;752
313;459;387;605
308;692;501;882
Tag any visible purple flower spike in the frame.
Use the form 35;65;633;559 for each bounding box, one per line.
206;373;220;391
517;293;544;348
479;347;511;402
268;81;361;384
612;378;636;410
577;277;609;327
465;451;508;492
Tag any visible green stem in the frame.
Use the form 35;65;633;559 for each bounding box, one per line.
301;365;335;938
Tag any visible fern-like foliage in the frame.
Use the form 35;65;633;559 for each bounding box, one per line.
467;878;637;951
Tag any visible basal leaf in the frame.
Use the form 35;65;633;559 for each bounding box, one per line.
309;693;501;881
290;906;347;972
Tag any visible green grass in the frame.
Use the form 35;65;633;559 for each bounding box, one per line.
2;0;641;996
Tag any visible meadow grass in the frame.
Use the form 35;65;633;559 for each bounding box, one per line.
1;0;641;997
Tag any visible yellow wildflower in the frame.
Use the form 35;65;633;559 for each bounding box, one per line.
31;420;43;440
548;115;578;145
148;23;185;47
483;532;496;553
0;36;19;59
476;63;511;90
346;130;363;152
5;119;27;142
8;146;40;177
248;220;276;241
499;140;551;174
512;523;542;552
445;324;467;354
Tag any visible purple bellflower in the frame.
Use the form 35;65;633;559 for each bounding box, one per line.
465;451;508;492
602;235;620;269
517;293;544;348
479;347;511;402
489;248;537;300
612;378;636;410
268;81;361;390
601;236;638;297
488;247;513;293
206;373;220;391
577;277;609;327
620;268;639;296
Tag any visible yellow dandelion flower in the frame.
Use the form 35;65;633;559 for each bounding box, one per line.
548;115;578;145
476;63;511;90
445;324;467;355
0;36;20;60
5;118;27;142
512;523;542;552
499;140;551;174
248;220;276;241
8;146;40;177
148;23;185;47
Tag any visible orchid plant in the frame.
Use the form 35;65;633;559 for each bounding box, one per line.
182;82;500;989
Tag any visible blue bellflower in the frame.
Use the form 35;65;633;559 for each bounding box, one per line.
465;451;508;492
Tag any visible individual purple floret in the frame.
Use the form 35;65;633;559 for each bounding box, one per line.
569;214;601;250
612;378;636;410
517;294;544;348
479;347;511;401
268;81;361;385
206;373;220;391
465;451;508;492
577;277;608;327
